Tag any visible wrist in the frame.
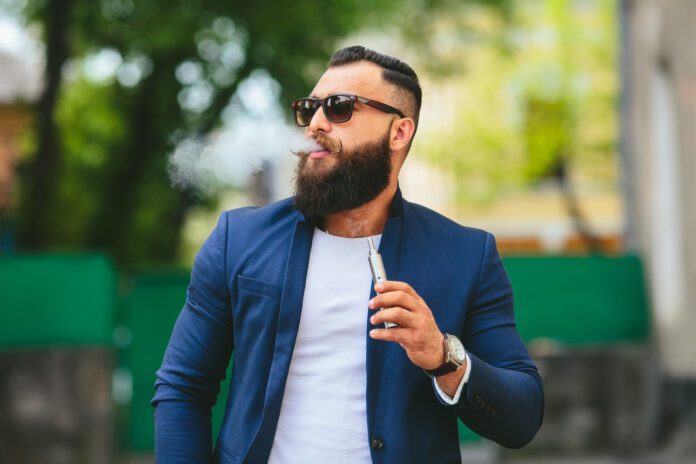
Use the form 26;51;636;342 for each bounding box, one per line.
434;332;446;368
434;363;467;398
424;333;466;377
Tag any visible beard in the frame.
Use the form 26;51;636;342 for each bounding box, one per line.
293;130;392;219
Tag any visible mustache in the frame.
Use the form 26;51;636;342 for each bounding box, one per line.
292;133;342;158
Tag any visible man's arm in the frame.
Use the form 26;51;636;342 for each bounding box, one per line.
369;232;543;449
447;231;543;448
151;212;234;462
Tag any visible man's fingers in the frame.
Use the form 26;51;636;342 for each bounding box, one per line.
370;307;416;327
369;290;424;314
374;280;421;301
369;327;411;343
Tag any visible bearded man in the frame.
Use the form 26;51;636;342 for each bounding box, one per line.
152;45;543;464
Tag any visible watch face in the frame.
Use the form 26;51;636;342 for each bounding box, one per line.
447;336;466;363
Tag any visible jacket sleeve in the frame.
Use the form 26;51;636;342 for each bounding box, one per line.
151;212;234;462
445;232;544;448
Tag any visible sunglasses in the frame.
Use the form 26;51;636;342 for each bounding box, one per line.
291;93;405;127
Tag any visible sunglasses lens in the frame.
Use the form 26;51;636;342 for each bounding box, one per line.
325;95;353;123
294;99;317;127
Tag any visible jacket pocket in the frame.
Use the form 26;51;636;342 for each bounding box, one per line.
236;274;283;299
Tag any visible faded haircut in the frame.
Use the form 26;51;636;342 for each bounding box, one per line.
329;45;422;129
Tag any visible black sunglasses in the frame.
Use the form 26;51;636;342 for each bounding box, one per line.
291;94;405;127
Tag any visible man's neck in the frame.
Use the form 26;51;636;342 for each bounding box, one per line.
321;183;397;238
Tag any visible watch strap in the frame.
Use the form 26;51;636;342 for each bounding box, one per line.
424;334;463;377
425;362;459;377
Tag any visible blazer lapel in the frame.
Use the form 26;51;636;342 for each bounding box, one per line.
247;217;314;462
366;188;406;438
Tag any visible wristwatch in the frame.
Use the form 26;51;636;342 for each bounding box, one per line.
424;333;467;377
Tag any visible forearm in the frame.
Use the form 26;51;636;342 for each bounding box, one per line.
451;352;543;449
154;395;213;463
152;304;231;461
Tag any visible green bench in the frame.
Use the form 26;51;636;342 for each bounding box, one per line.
0;254;115;347
506;254;649;345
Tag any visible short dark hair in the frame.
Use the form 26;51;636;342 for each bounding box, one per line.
329;45;422;128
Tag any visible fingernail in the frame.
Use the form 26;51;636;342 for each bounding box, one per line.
375;283;384;291
368;298;375;307
370;316;375;324
369;329;376;337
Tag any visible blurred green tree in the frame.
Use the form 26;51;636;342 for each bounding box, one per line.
410;0;618;249
6;0;509;265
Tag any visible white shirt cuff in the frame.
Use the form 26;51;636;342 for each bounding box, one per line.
433;353;472;405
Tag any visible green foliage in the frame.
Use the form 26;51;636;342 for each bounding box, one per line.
411;0;619;204
523;96;572;180
10;0;510;265
53;77;127;245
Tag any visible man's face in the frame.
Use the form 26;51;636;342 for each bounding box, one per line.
294;127;392;219
293;62;400;218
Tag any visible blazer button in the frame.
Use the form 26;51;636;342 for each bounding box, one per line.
371;437;384;449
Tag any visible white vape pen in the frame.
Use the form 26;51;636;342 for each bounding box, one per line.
367;237;398;329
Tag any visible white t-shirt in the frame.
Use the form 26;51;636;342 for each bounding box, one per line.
268;229;377;463
268;228;470;463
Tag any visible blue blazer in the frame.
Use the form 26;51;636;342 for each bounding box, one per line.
152;190;543;463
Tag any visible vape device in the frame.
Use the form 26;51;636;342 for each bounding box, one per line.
367;237;398;329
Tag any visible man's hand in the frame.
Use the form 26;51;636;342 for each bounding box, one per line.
368;281;447;370
368;281;468;397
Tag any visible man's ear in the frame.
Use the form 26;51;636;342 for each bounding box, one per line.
389;117;416;152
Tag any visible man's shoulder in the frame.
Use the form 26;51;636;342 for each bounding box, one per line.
223;197;299;226
405;200;490;242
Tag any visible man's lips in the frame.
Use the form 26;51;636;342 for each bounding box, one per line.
309;149;331;159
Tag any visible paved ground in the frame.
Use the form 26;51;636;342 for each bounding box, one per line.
503;458;696;464
123;445;696;463
460;443;696;464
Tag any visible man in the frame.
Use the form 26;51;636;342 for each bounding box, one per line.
152;45;543;463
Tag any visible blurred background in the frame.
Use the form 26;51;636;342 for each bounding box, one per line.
0;0;694;462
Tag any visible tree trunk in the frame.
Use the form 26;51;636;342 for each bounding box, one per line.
86;59;164;264
17;0;72;249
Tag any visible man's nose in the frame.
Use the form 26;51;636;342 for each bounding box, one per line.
307;104;332;136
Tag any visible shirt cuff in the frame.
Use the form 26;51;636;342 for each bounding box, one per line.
432;353;472;405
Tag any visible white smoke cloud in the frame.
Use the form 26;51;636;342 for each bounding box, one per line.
167;119;322;197
167;68;324;197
